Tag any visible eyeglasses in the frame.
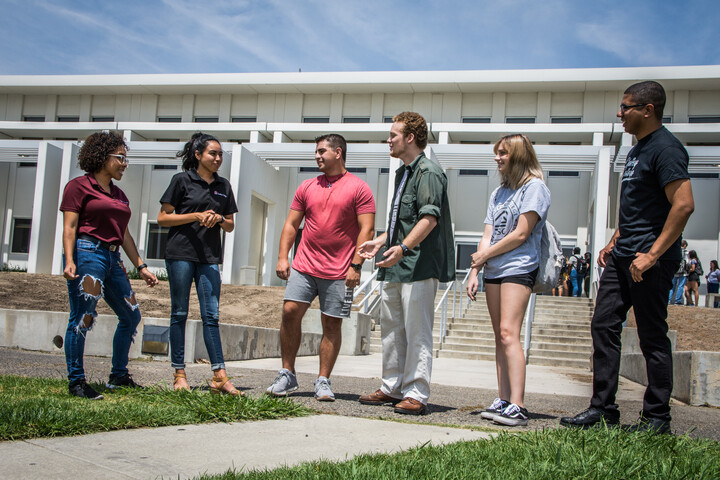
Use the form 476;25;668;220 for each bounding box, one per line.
619;103;648;113
108;154;128;165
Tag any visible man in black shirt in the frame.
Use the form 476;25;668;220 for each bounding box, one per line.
561;81;694;434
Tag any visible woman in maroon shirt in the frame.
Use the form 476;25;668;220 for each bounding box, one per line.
60;131;157;400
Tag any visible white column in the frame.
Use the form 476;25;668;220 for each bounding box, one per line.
438;131;450;144
385;157;401;230
590;146;612;298
52;142;79;275
593;132;604;146
28;141;64;274
273;131;290;143
221;144;243;284
1;162;17;266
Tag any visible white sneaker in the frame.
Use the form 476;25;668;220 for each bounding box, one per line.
314;376;335;402
266;368;298;396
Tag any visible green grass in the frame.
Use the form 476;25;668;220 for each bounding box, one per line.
194;427;720;480
0;375;311;441
127;267;169;281
1;263;27;272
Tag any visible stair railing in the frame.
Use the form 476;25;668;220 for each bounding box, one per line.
352;269;382;314
523;292;537;363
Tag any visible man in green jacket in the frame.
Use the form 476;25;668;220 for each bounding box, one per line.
358;111;455;415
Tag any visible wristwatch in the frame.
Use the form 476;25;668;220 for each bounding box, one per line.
137;263;148;271
350;263;362;272
217;215;225;224
399;243;410;256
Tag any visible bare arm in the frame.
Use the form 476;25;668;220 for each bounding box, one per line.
158;203;233;231
630;178;694;282
470;211;539;269
121;228;158;287
598;228;621;268
466;223;493;300
62;211;80;280
358;231;387;259
276;209;305;280
376;214;437;269
345;213;375;287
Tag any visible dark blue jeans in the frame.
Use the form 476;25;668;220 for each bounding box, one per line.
65;238;141;385
166;259;225;370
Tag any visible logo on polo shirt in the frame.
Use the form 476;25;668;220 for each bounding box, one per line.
213;190;227;198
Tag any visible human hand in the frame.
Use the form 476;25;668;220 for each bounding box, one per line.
630;252;657;282
597;244;613;268
375;245;402;268
470;250;487;270
357;239;382;259
63;263;79;280
276;258;291;280
466;276;479;301
345;267;361;288
140;268;159;287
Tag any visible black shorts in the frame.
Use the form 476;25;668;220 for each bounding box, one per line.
484;268;538;289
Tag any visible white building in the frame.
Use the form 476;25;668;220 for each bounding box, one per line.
1;66;718;295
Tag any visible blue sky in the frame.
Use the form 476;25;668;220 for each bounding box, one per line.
1;0;719;75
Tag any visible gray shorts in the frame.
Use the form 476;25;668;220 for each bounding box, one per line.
284;269;349;318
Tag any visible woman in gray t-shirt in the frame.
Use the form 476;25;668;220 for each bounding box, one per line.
466;134;551;427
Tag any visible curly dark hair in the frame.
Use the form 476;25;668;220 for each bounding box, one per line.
177;132;220;171
78;131;127;173
393;112;428;149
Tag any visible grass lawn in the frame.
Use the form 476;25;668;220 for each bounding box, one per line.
0;375;311;441
195;427;720;480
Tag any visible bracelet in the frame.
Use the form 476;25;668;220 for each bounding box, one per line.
137;263;148;271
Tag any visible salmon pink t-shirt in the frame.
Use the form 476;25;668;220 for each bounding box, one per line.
290;172;375;280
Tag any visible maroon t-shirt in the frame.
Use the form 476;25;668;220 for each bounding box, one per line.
60;174;131;245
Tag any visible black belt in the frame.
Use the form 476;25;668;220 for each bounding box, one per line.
78;234;120;252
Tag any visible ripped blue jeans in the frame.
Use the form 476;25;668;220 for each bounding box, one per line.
65;238;141;385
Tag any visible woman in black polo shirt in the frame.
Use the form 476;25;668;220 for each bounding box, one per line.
60;130;158;399
158;132;240;395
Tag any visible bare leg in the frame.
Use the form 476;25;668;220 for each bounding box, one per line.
498;283;532;407
212;367;239;394
280;300;311;372
174;368;189;390
485;284;509;401
318;314;342;378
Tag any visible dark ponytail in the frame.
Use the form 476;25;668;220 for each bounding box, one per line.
177;132;220;171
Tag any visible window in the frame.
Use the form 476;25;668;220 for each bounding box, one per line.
459;140;491;145
456;243;478;270
194;117;218;123
146;223;169;260
458;169;488;176
380;168;389;174
23;116;45;122
303;117;330;123
462;117;491;124
506;117;536;124
383;116;394;123
549;171;580;177
689;173;719;179
231;116;257;123
299;167;320;173
347;168;367;173
18;162;36;167
342;117;370;123
92;116;114;122
57;116;80;122
662;116;672;124
153;165;177;170
158;116;182;123
551;117;582;124
11;218;31;254
688;116;720;123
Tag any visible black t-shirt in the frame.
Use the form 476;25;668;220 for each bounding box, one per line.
614;127;689;261
160;169;238;264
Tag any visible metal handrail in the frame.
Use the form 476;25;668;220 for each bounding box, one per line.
435;269;473;345
352;269;382;314
523;293;537;363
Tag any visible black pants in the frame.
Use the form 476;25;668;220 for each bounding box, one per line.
590;253;678;421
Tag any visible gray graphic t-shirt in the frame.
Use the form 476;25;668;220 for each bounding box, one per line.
483;178;551;279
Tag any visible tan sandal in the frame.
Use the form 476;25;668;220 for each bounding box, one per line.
173;371;190;391
209;375;243;396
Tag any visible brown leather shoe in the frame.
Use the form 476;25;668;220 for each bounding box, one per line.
359;389;401;405
394;397;427;415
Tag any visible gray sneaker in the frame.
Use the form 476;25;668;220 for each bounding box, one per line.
266;368;298;396
480;398;509;420
314;376;335;402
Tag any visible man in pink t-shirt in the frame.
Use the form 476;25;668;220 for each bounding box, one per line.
267;134;375;401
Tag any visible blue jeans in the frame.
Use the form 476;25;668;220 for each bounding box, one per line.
65;238;141;385
570;269;580;296
166;260;225;370
668;275;686;305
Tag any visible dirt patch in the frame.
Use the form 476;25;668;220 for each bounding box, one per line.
1;272;718;351
0;272;288;330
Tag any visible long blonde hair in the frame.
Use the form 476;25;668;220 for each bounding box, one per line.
494;134;544;189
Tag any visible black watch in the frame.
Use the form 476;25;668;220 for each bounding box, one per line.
217;215;225;224
350;263;362;272
399;243;410;256
137;263;148;271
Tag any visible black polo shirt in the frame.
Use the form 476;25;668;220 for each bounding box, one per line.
160;169;238;264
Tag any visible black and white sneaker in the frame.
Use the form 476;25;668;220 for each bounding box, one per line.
106;373;142;390
68;380;104;400
494;403;529;426
480;398;509;420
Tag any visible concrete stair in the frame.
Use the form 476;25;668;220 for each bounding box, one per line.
370;292;594;369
